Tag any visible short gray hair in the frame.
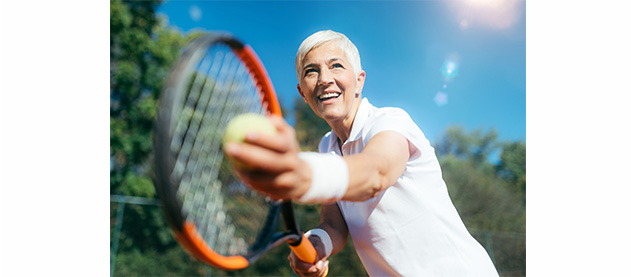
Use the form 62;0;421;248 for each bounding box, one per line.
295;30;362;82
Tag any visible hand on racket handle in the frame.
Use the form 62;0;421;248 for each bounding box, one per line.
289;235;330;277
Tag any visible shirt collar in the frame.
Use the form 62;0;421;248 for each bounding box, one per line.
345;97;372;143
326;97;373;152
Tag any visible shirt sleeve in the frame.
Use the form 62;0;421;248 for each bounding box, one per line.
363;107;431;159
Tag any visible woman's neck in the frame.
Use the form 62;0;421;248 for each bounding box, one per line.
327;98;362;143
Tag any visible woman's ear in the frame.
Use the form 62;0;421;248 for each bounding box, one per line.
297;84;307;103
356;70;366;96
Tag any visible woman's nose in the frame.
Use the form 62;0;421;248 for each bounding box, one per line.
318;68;334;85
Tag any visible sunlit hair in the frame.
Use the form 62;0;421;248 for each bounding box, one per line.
295;30;362;82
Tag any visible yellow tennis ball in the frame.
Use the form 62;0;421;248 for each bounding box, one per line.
222;114;277;169
222;113;277;168
223;113;277;145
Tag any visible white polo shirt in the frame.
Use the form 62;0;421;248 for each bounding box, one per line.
318;98;498;276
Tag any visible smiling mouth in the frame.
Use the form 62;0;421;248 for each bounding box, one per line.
318;92;341;101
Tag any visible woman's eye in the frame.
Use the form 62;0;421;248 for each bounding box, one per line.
332;63;344;69
304;68;317;76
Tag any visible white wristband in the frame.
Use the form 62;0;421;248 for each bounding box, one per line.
297;152;349;203
305;228;333;257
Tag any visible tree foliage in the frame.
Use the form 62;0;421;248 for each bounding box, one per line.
110;0;185;198
110;0;209;275
435;125;526;276
497;141;527;198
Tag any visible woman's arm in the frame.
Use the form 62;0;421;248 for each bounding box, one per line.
224;116;410;202
342;130;409;201
317;203;349;255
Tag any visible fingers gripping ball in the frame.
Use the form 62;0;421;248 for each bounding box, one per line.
222;113;277;169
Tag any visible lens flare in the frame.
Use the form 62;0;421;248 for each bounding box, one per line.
189;5;202;22
441;53;460;82
447;0;524;30
459;19;469;30
441;61;459;81
434;91;448;107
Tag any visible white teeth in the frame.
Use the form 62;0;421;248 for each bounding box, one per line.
318;92;340;100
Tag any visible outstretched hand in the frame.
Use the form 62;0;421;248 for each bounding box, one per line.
224;115;311;200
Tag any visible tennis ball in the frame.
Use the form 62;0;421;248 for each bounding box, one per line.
222;113;277;168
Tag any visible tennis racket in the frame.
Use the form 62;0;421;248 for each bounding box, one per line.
153;32;320;271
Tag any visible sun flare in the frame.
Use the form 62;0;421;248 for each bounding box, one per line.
449;0;524;30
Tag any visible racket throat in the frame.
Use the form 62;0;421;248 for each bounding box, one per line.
280;201;304;246
250;203;282;252
282;201;318;264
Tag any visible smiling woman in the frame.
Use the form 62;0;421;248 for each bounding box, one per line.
297;42;365;139
295;31;365;141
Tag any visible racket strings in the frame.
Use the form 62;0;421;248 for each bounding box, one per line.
173;49;226;197
182;47;243;252
170;42;270;256
189;50;249;253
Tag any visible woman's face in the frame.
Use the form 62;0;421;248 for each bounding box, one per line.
297;42;365;124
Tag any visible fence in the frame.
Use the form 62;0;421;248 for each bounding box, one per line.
110;195;161;277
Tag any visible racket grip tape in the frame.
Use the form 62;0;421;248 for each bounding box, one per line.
289;234;317;263
289;234;329;277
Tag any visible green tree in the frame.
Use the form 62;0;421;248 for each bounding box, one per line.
110;0;195;198
496;140;526;201
435;126;526;276
110;0;210;275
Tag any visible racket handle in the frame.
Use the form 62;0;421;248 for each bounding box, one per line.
289;234;329;277
289;234;317;263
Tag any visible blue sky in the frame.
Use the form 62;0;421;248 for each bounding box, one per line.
157;0;526;144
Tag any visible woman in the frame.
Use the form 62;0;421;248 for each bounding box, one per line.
224;30;498;277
